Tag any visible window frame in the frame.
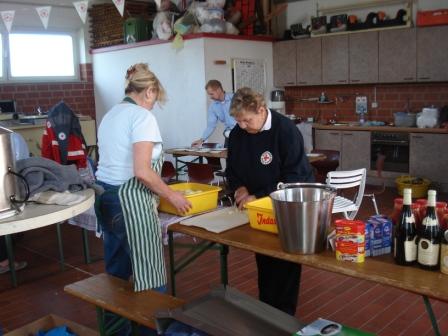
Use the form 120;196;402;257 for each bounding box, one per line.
2;27;80;83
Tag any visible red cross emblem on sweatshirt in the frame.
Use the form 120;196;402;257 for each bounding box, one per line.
260;151;273;165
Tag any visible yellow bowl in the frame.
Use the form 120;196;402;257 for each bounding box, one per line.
244;197;278;234
395;175;431;198
159;182;221;215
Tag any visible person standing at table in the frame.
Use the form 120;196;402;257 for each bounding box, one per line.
96;63;191;290
226;87;314;315
191;80;236;148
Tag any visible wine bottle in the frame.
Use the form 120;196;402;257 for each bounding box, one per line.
441;230;448;275
417;190;441;270
394;188;417;265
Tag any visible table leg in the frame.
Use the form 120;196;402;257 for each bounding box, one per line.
219;244;229;286
168;231;176;296
423;295;441;336
174;157;179;181
82;228;91;264
5;235;17;287
96;307;106;336
56;222;65;271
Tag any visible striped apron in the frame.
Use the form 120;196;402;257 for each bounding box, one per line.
118;154;166;291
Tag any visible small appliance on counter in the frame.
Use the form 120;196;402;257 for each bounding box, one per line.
416;106;439;128
268;90;285;114
0;127;29;219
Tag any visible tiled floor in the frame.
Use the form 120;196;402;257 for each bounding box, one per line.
0;187;447;335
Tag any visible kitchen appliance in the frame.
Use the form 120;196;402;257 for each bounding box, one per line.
0;99;16;114
393;112;416;127
417;107;439;128
371;131;409;173
268;90;285;114
0;127;29;219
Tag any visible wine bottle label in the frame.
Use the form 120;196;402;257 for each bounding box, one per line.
418;238;440;266
422;217;438;226
404;237;417;262
405;215;415;224
441;244;448;275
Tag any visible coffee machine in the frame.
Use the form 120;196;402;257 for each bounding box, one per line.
0;127;29;219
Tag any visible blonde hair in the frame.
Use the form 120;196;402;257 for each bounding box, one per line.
230;87;266;117
124;63;167;104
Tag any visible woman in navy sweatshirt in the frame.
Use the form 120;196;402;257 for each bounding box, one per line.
226;87;314;315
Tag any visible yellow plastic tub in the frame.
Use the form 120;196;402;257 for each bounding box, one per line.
244;197;278;234
395;176;431;198
159;182;222;216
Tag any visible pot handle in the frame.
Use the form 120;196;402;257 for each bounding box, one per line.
8;167;30;205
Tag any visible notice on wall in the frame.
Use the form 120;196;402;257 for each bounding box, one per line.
232;58;266;95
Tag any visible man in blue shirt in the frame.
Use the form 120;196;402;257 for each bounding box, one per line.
191;80;236;147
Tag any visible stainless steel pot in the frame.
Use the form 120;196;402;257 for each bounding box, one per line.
270;90;285;102
0;127;29;215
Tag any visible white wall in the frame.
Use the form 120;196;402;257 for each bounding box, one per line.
203;38;274;144
92;37;274;151
92;38;207;150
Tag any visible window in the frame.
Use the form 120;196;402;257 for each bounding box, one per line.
2;31;79;81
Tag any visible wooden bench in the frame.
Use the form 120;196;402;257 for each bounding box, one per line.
64;273;185;336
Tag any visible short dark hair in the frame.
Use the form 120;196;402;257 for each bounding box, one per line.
205;80;223;91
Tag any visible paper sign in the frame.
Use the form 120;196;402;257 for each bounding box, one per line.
112;0;125;17
36;6;51;29
1;10;15;33
73;1;88;24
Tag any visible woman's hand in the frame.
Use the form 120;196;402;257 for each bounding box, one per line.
167;191;192;215
234;186;255;210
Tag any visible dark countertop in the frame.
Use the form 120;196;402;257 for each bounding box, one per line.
313;123;448;134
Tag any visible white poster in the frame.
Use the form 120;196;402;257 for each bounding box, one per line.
36;6;51;29
0;10;15;33
112;0;125;17
73;1;89;24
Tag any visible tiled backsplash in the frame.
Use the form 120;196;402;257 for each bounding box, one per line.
285;82;448;124
0;63;95;118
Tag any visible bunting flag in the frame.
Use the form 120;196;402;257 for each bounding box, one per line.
73;1;89;24
112;0;125;17
0;10;15;33
36;6;51;29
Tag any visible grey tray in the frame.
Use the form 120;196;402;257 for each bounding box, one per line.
156;285;304;336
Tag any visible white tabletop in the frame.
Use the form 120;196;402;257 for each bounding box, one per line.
0;189;95;236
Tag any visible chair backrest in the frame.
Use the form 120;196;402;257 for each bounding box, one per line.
187;162;215;184
327;168;367;217
161;161;176;183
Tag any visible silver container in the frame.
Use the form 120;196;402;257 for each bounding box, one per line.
0;127;18;213
270;183;336;254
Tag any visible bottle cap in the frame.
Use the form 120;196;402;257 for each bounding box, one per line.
428;190;436;197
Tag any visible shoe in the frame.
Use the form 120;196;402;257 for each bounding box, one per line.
0;261;27;274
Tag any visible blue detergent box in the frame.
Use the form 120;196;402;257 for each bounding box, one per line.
365;215;393;257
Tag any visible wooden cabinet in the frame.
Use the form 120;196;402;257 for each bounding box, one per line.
410;133;448;187
273;40;296;87
314;129;370;170
379;28;416;83
322;35;349;85
349;31;378;84
417;26;448;82
297;38;322;86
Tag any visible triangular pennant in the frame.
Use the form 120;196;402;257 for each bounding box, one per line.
0;10;15;33
36;6;51;29
73;1;88;24
112;0;125;17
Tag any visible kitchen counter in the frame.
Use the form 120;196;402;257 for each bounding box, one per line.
313;123;448;134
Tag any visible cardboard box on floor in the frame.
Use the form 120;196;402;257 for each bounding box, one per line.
5;314;98;336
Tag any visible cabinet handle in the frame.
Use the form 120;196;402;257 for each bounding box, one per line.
298;81;307;84
351;79;360;83
343;133;353;136
329;132;339;135
403;77;414;81
337;80;347;83
286;82;295;84
418;77;430;80
412;135;423;139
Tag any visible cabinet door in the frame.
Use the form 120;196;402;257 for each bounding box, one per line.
16;127;44;157
322;35;349;85
410;133;448;185
273;40;297;87
349;31;378;84
379;28;416;83
341;131;370;170
417;26;448;82
297;38;322;86
314;130;341;151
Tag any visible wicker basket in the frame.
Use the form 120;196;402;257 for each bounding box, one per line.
395;176;431;198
